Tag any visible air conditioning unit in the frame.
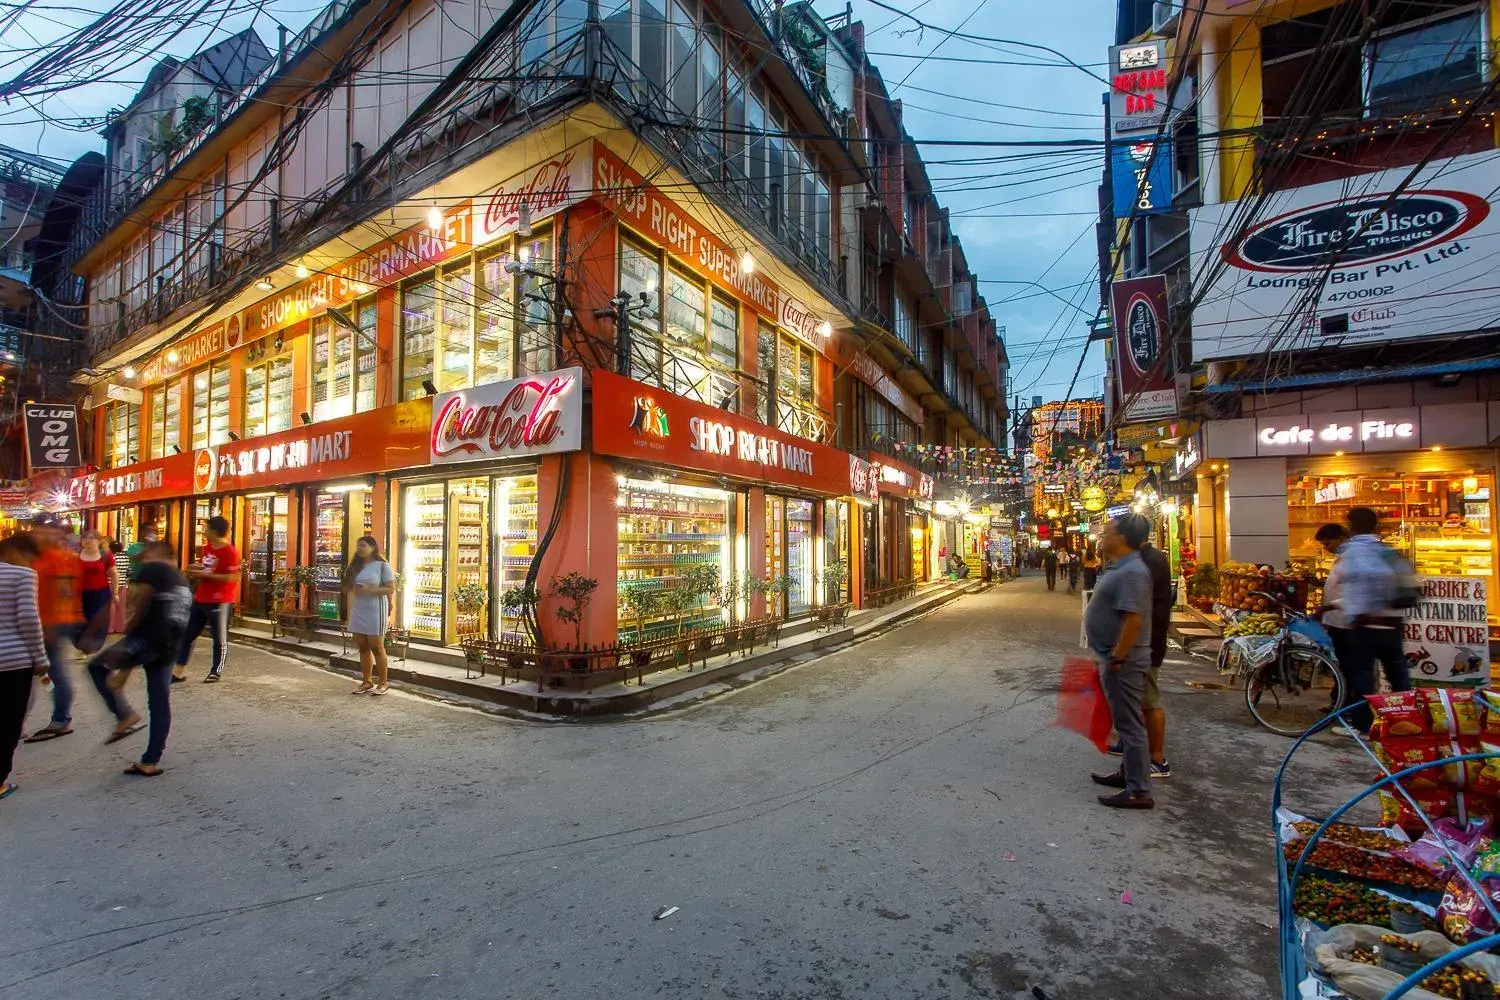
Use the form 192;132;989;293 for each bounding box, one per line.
1152;0;1181;35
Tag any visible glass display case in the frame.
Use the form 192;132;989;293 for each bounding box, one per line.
313;492;346;620
400;478;497;644
243;494;288;616
402;483;447;641
617;479;731;643
1286;468;1497;622
494;475;538;640
786;499;814;616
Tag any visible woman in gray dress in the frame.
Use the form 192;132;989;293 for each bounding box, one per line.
343;536;396;695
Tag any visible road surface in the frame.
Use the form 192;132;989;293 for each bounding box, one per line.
4;574;1347;999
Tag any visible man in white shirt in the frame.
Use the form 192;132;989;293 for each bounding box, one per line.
1334;508;1413;733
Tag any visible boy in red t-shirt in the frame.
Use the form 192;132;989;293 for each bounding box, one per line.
175;515;240;683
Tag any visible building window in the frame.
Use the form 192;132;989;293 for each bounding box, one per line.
104;401;141;468
401;234;555;401
895;294;916;351
148;378;181;458
243;353;293;439
764;330;824;440
620;235;739;407
1366;8;1482;113
190;360;230;449
311;300;375;422
1262;1;1483;122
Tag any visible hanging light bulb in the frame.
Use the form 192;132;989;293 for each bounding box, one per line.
518;243;531;264
295;264;310;279
816;320;832;338
121;366;136;379
427;203;444;229
740;251;755;275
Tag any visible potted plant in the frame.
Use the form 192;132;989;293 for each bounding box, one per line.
500;582;539;644
821;559;850;606
267;569;295;612
549;572;599;669
766;573;796;616
290;564;321;612
620;583;663;646
453;581;488;639
682;562;722;651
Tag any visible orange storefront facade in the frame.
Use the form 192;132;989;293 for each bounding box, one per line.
60;136;928;648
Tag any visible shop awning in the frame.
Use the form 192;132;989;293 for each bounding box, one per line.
1201;356;1500;394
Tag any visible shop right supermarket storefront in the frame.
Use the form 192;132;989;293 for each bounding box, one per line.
1202;403;1500;671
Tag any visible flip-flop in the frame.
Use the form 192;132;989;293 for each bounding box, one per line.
202;674;221;684
123;763;163;777
0;782;17;800
23;726;72;743
104;721;146;744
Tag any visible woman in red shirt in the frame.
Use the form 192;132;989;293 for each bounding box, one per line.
78;529;117;654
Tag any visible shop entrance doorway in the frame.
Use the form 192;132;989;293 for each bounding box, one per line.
245;493;290;616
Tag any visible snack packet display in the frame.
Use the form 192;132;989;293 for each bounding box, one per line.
1375;737;1443;790
1397;817;1491;879
1381;788;1456;835
1368;691;1429;737
1429;688;1481;736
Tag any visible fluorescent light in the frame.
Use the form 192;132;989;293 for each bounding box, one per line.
321;482;368;493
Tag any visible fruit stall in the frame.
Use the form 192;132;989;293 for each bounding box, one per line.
1278;688;1500;998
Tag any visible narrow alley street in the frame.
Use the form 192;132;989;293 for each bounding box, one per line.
4;576;1343;1000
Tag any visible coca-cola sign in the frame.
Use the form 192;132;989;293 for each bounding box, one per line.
429;368;584;464
1225;192;1489;273
475;148;592;246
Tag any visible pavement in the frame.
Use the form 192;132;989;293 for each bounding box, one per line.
3;573;1356;1000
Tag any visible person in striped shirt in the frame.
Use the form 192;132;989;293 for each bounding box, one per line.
0;532;49;800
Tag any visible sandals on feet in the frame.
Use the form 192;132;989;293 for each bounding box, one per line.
23;726;72;743
123;763;163;777
351;683;374;695
105;720;146;744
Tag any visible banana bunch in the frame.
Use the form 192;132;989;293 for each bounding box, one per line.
1224;614;1281;638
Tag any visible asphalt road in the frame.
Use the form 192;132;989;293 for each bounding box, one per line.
4;574;1352;999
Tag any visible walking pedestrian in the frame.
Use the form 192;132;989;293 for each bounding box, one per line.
86;540;191;776
1043;546;1058;591
1315;522;1355;682
124;524;157;582
1138;538;1173;778
23;515;83;744
343;536;396;696
175;515;240;683
1065;549;1081;595
1084;513;1155;809
1335;507;1415;734
0;533;48;801
78;529;117;654
1082;550;1099;591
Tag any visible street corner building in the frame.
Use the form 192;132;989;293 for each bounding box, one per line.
1092;0;1500;675
12;0;1011;652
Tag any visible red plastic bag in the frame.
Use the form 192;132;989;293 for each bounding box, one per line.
1052;655;1113;753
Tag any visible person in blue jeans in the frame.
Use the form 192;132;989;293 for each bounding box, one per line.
86;541;191;776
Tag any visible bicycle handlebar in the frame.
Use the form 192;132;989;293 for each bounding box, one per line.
1249;590;1309;618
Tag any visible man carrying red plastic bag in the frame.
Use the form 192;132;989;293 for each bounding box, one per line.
1071;513;1157;810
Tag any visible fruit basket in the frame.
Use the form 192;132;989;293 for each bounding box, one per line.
1275;701;1500;998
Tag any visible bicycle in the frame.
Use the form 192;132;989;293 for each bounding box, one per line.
1238;590;1348;738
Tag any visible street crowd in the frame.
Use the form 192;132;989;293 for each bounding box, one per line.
0;515;401;801
1080;506;1418;810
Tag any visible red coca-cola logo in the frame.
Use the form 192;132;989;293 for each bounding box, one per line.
193;448;216;493
483;153;578;237
431;374;577;459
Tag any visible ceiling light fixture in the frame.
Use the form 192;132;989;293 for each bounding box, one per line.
256;277;274;291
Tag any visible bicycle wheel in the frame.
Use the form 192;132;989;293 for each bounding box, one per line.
1244;647;1346;738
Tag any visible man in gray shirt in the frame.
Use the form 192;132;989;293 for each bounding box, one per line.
1083;513;1155;809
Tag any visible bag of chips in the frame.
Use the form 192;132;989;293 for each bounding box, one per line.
1430;688;1482;736
1368;690;1429;737
1381;788;1455;835
1443;737;1484;789
1473;745;1500;797
1398;817;1491;879
1375;736;1443;789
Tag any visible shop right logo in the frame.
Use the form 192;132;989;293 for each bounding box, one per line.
629;396;670;439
